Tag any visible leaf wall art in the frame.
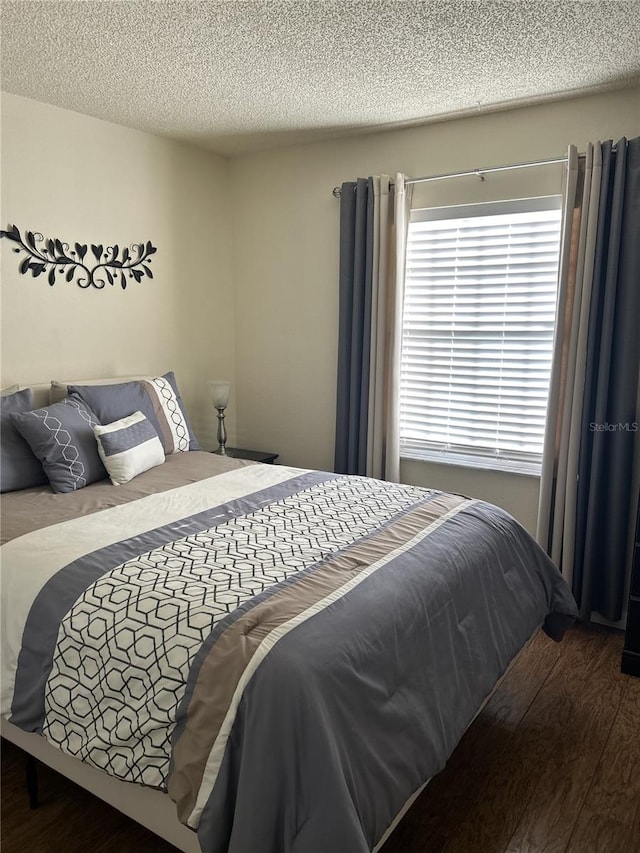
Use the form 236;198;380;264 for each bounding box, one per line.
0;224;157;289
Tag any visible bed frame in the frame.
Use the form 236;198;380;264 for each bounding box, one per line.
1;716;423;853
1;718;200;852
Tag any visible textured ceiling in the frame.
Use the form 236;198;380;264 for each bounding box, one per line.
1;1;639;157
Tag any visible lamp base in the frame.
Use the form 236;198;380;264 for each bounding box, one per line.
216;407;227;455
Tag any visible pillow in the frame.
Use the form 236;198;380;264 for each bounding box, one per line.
0;388;49;492
94;411;165;485
10;394;107;493
50;376;148;404
70;371;200;454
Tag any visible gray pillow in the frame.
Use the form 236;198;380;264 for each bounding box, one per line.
70;371;200;454
10;394;107;493
0;388;49;492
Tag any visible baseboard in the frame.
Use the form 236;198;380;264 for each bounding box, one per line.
621;648;640;677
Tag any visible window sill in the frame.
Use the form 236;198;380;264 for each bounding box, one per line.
400;449;541;478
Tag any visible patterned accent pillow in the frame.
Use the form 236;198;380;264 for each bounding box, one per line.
10;394;107;493
94;411;165;485
1;388;49;492
70;371;200;454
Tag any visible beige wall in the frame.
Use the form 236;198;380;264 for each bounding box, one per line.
1;93;235;448
230;86;640;532
2;88;639;531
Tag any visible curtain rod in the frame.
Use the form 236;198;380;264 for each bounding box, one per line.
331;154;569;198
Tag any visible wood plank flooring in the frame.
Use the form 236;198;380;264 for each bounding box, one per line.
1;624;638;853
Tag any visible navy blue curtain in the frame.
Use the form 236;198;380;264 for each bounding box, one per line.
334;179;374;475
573;137;640;621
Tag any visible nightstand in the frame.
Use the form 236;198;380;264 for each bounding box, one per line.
212;447;279;464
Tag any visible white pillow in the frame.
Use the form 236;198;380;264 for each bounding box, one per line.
94;411;164;486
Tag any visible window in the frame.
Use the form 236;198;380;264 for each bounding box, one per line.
399;196;562;475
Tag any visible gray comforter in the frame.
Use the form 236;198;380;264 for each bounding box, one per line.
0;453;578;853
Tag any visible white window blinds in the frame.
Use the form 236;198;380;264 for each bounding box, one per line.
400;197;562;474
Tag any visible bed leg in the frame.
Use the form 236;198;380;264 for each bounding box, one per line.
25;754;39;809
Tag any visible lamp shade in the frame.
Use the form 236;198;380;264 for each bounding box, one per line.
209;380;231;409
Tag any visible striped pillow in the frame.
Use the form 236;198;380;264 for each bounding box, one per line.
142;374;195;453
94;411;164;485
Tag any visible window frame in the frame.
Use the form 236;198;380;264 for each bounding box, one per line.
399;194;563;477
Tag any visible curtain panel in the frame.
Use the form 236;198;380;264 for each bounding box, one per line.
538;137;640;621
334;174;412;481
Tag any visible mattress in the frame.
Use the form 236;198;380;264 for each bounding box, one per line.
0;451;578;853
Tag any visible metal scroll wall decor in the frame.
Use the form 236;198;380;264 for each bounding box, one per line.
0;224;157;289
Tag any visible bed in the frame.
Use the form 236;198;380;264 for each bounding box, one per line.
1;430;578;852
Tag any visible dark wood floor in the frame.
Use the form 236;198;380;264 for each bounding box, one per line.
2;624;638;853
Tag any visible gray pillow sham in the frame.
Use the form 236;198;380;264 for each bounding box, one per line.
10;394;107;493
70;371;200;454
0;388;49;492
